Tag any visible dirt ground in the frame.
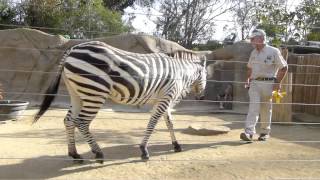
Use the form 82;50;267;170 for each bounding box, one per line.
0;106;319;180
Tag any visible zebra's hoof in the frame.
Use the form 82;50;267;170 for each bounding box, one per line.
69;152;84;164
95;152;104;164
139;145;149;161
141;154;149;161
199;96;205;100
73;158;84;164
96;159;104;164
172;141;182;152
174;146;182;152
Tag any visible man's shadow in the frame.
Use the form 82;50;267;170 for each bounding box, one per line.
0;141;245;179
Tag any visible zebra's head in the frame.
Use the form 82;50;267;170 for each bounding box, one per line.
192;56;207;100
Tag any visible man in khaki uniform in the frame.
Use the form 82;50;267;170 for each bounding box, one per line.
240;29;288;142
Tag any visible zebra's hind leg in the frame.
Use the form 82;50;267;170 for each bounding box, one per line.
64;111;83;164
75;99;106;164
63;77;105;163
76;121;104;163
164;109;182;152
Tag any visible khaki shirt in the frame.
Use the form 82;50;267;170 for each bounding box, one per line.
247;45;287;79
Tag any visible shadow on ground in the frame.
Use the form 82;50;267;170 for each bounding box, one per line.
0;141;245;179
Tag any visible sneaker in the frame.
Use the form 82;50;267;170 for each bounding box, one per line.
258;133;270;141
240;132;253;142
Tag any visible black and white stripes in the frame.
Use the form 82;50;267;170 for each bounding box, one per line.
34;41;207;162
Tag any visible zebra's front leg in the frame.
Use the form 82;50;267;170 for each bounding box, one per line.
64;114;83;164
164;109;182;152
77;122;104;164
139;116;159;160
140;101;170;160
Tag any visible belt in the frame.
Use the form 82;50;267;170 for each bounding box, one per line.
255;77;276;81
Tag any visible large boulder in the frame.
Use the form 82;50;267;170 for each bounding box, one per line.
0;28;67;105
0;28;209;106
205;41;253;103
0;28;253;108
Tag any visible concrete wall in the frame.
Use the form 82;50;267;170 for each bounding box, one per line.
0;28;256;109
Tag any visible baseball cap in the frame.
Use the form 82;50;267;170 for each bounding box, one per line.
249;29;266;39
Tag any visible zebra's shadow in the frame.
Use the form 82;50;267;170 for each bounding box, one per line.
0;141;244;179
98;140;243;160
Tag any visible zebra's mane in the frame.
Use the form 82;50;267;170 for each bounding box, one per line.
166;51;201;63
66;41;203;64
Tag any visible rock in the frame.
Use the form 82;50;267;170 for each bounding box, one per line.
182;123;230;136
0;28;210;106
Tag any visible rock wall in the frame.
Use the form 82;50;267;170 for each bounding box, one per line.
0;28;211;106
0;28;254;109
205;41;253;103
0;28;67;105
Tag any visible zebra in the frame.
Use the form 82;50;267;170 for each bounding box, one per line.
33;41;207;163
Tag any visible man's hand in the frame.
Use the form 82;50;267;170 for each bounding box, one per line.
0;86;3;100
245;67;252;89
245;78;251;89
0;90;3;100
274;66;287;92
273;79;281;92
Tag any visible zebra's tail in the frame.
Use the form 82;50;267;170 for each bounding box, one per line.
33;70;63;123
33;50;70;123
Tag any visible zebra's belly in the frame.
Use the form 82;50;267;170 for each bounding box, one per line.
109;91;158;106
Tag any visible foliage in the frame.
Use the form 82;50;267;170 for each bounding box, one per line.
223;32;237;45
23;0;64;34
103;0;154;12
0;0;130;38
295;0;320;41
232;0;320;45
231;0;257;40
255;0;296;46
156;0;233;49
2;0;320;45
193;40;223;51
0;0;19;29
256;0;320;44
103;0;134;12
307;32;320;41
61;0;128;38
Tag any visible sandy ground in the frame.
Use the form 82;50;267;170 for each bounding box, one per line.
0;105;320;180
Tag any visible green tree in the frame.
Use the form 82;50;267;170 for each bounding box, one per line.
103;0;134;12
295;0;320;41
193;40;223;51
102;0;153;12
61;0;128;38
256;0;296;46
0;0;19;29
23;0;64;34
231;0;257;40
156;0;234;48
1;0;130;38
